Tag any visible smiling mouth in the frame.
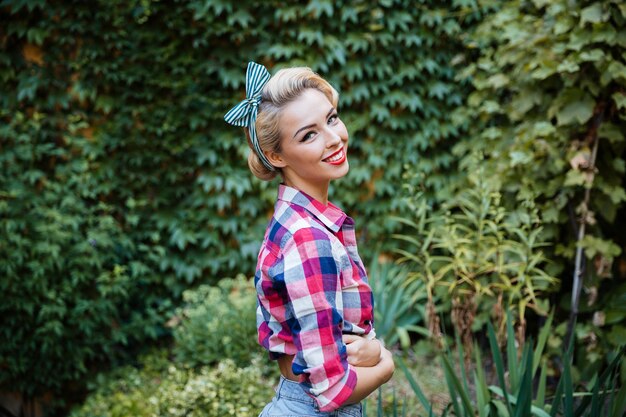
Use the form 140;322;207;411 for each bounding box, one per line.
323;147;346;164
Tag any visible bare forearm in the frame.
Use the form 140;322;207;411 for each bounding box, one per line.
344;350;394;405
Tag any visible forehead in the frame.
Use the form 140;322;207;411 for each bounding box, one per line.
280;89;333;130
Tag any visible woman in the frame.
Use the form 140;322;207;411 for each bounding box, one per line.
225;62;395;416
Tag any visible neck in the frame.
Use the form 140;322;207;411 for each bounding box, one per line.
282;176;330;206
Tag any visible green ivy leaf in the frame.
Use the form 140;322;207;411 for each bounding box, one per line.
580;235;622;259
580;3;605;25
612;92;626;110
551;89;596;126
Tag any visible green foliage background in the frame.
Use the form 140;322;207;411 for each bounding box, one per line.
449;0;626;366
0;0;484;402
1;0;625;413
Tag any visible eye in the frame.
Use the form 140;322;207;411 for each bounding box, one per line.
328;113;339;124
301;131;316;142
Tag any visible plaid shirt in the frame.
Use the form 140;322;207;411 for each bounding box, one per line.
255;184;376;412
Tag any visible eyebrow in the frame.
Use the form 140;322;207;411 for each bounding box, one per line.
292;107;336;139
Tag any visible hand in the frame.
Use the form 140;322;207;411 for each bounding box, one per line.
342;334;382;367
378;346;395;383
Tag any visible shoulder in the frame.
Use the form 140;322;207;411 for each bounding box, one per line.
267;201;334;251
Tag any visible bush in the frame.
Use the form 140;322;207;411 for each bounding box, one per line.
70;352;277;417
155;359;274;417
171;274;259;368
69;351;170;417
72;275;278;417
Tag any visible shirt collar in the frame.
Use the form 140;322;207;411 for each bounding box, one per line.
277;184;347;233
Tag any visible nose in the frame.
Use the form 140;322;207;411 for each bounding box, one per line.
325;127;342;148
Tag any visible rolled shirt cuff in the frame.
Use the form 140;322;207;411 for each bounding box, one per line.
312;364;358;412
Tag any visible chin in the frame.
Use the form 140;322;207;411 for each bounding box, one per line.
332;162;350;179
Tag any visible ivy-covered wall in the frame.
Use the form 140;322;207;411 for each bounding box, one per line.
0;0;485;402
450;0;626;363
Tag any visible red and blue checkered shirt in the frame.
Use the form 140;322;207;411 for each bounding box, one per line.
255;184;376;412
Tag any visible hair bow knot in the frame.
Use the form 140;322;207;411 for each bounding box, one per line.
224;62;274;171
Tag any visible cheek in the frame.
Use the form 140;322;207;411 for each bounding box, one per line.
336;121;349;140
302;143;325;163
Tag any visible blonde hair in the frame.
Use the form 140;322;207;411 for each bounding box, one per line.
245;67;339;181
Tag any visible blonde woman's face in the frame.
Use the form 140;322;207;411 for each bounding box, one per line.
267;88;349;202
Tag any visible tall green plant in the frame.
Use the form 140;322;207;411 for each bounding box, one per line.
398;313;626;417
395;165;558;347
368;258;429;349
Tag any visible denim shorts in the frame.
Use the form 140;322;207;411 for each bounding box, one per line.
258;376;363;417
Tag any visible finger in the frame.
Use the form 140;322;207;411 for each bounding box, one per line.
345;342;357;356
342;334;360;344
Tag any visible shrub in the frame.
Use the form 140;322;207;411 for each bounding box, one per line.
70;352;277;417
171;274;259;368
69;351;169;417
155;359;274;417
72;275;278;417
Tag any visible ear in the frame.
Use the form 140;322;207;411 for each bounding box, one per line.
265;150;287;168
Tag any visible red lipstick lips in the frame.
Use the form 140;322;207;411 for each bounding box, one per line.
323;147;346;165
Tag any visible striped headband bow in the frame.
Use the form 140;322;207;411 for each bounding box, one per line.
224;62;274;171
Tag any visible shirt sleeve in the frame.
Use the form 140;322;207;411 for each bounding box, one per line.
279;227;357;412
